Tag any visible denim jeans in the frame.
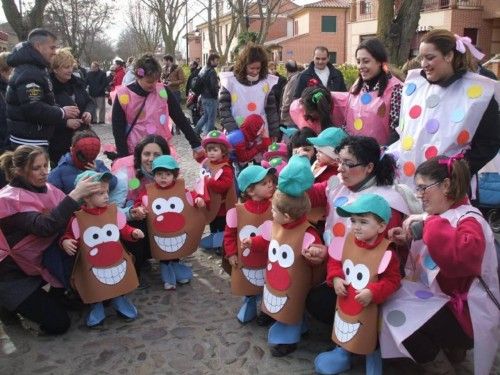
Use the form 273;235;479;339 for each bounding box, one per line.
195;97;218;135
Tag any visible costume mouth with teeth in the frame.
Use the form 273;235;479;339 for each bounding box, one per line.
331;232;392;355
145;178;211;260
71;205;139;304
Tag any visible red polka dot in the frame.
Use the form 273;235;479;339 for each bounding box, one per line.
457;130;470;145
247;102;257;111
409;105;422;119
403;161;416;177
425;146;438;160
332;222;346;237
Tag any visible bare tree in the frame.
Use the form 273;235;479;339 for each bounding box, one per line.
255;0;284;44
1;0;50;40
116;29;141;61
126;0;162;54
377;0;424;66
86;36;116;67
45;0;114;61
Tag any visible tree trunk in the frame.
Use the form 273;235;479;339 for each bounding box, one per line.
1;0;50;40
377;0;424;67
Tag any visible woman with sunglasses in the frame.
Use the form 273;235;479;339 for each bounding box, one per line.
381;155;499;375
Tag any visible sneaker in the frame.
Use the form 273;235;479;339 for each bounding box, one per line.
164;282;176;290
270;343;297;357
177;279;190;285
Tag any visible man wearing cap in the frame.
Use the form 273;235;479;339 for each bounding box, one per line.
307;127;347;183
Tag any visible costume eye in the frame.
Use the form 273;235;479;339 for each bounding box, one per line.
83;226;102;247
268;239;280;263
152;198;169;215
239;225;259;242
101;224;119;242
166;197;184;213
351;264;370;291
277;244;294;268
342;259;354;284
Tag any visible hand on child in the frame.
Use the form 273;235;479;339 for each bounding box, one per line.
130;206;147;221
302;244;327;265
62;239;78;256
333;277;349;297
193;149;206;163
84;161;96;170
240;237;252;250
194;197;206;208
228;255;238;267
388;226;410;246
354;288;373;307
132;229;145;240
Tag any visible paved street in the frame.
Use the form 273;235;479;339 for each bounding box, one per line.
0;121;497;375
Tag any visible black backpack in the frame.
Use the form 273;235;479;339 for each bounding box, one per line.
191;69;207;95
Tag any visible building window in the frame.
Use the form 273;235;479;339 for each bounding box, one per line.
321;16;337;32
463;28;478;45
328;52;337;64
293;20;299;36
225;24;229;41
360;1;373;14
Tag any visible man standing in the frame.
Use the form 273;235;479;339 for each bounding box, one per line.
293;46;346;98
87;61;108;124
194;53;220;136
161;54;186;134
6;28;80;148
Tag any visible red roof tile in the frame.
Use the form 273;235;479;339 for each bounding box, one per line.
304;0;351;8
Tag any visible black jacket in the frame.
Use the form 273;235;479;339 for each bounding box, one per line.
293;61;347;98
48;73;96;165
6;42;64;145
185;67;201;95
0;78;8;153
86;69;108;97
197;65;219;99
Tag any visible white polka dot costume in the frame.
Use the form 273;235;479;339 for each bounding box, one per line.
387;70;498;187
116;83;173;154
380;205;499;375
219;72;278;137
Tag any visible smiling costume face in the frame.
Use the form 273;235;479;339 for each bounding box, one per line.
145;178;206;260
332;232;391;355
71;205;139;304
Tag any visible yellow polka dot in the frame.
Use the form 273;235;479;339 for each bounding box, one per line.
467;84;483;99
353;118;363;131
402;136;414;151
231;93;238;103
118;94;129;105
262;83;270;93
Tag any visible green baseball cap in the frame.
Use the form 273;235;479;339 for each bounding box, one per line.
74;170;113;186
336;193;391;223
277;155;314;197
237;165;276;192
152;155;179;172
307;127;347;148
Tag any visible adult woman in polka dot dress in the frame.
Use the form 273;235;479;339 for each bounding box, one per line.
387;29;499;188
218;44;280;145
381;156;499;375
111;54;203;159
331;38;403;147
305;136;416;325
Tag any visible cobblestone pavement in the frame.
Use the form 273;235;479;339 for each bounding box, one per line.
0;120;498;375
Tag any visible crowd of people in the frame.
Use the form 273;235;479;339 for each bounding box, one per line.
0;26;499;375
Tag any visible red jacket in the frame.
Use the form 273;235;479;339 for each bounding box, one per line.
205;157;235;217
313;164;338;183
112;66;125;90
326;232;401;304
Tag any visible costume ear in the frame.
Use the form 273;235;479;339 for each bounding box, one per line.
116;210;126;229
302;232;315;249
328;237;344;261
378;250;392;274
226;208;237;228
142;195;148;207
260;220;272;241
185;191;194;206
71;218;80;239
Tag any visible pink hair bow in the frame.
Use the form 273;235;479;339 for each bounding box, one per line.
454;34;485;60
438;152;464;175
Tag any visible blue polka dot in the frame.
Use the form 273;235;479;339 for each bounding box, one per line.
159;114;167;125
334;196;348;207
424;255;437;270
415;290;433;299
406;83;416;96
361;93;372;105
451;108;465;123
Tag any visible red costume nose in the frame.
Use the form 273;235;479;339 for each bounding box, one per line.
86;242;123;267
153;212;185;233
338;284;364;316
240;246;267;268
266;261;291;291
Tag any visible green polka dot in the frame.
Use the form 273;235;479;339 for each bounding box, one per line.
270;143;279;151
236;116;245;126
129;178;141;190
159;88;168;99
209;130;220;138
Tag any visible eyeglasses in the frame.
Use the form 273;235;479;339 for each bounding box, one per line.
415;180;442;194
337;159;365;170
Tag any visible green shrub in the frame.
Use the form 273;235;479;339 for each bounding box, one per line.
337;63;359;90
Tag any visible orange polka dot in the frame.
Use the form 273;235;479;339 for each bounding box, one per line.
425;146;438;160
457;130;469;145
247;102;257;112
332;222;346;237
403;161;416;177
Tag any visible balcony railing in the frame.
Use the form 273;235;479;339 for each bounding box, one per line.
421;0;482;11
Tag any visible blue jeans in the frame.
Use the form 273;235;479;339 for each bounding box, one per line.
195;97;218;135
